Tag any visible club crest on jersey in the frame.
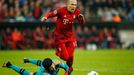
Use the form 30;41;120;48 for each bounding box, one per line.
53;10;57;15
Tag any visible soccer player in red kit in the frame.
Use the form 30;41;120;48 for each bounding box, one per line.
41;0;85;74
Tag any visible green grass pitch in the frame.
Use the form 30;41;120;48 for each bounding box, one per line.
0;49;134;75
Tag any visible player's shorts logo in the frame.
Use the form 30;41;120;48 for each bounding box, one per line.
58;48;62;51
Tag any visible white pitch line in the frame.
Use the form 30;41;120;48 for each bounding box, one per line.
74;68;134;73
74;68;89;71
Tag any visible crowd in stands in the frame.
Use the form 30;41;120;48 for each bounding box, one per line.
0;27;54;49
0;0;66;22
76;25;122;50
1;0;133;50
0;0;134;22
87;0;134;22
0;26;122;50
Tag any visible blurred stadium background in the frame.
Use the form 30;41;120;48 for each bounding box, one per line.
0;0;134;75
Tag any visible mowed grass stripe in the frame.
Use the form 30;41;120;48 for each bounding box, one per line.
0;49;134;75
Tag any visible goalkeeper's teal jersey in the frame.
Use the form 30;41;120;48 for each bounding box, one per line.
35;59;69;75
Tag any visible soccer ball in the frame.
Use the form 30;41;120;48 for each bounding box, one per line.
87;71;98;75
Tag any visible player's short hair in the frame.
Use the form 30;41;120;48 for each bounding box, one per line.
42;58;53;70
67;0;77;5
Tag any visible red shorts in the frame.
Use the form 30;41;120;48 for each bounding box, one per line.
54;37;77;61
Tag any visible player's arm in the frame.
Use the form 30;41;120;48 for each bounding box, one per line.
53;59;69;75
41;9;59;22
77;14;85;24
24;58;42;66
58;62;69;73
53;60;69;71
36;71;50;75
58;63;70;75
36;65;51;75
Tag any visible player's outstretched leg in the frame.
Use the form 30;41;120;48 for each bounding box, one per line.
2;61;30;75
24;58;42;66
66;41;76;75
67;57;73;75
2;61;12;67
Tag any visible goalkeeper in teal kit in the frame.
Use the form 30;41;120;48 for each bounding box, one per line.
2;58;70;75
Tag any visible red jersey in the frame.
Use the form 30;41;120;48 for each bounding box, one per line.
45;6;83;39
